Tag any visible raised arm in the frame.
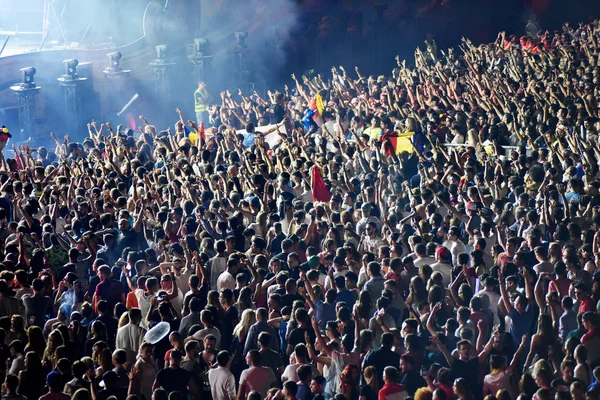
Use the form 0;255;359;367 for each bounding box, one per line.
498;268;513;313
426;302;442;336
430;334;455;366
510;334;528;370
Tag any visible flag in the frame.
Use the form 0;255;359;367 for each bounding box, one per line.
312;166;331;202
188;123;206;145
308;93;325;127
315;93;325;116
383;131;416;155
302;109;318;132
200;123;206;141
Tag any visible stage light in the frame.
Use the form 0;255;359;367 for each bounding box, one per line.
234;32;248;47
155;45;168;61
193;38;209;55
20;67;37;88
107;52;123;72
62;59;79;79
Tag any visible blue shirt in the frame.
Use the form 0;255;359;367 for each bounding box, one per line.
336;290;356;309
508;304;535;347
297;382;310;400
314;299;336;331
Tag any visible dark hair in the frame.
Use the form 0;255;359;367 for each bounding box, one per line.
216;351;230;367
283;381;298;396
248;350;261;365
384;366;399;382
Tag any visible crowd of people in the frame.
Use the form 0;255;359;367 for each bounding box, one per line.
0;14;600;400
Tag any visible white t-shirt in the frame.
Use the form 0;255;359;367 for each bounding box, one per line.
442;239;467;266
414;256;436;268
170;288;184;317
217;271;235;292
209;256;227;290
281;363;319;383
135;289;153;329
430;262;452;287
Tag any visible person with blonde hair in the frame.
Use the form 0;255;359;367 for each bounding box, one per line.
231;309;256;377
118;311;129;328
415;387;433;400
233;309;257;340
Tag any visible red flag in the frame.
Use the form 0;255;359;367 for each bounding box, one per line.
200;123;206;141
312;167;331;202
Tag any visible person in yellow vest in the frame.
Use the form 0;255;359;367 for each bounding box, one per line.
194;81;210;125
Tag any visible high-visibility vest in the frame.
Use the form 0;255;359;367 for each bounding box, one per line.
194;88;209;113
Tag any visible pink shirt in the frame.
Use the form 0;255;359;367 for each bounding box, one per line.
239;366;276;399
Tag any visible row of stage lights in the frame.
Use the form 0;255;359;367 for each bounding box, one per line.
16;30;252;89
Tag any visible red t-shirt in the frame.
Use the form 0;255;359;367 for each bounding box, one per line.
581;328;600;344
579;297;595;314
498;252;514;267
94;278;124;312
385;272;403;291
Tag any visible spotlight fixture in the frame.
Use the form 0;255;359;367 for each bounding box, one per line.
234;32;248;47
193;38;210;55
106;52;123;72
20;67;36;88
62;59;79;80
155;45;168;61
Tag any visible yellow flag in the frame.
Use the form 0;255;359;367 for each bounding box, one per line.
315;93;325;116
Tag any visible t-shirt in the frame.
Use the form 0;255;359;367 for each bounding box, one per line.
282;363;319;384
508;305;535;347
451;357;480;390
484;369;515;398
260;348;283;379
193;327;222;349
337;289;356;308
216;271;235;292
313;299;336;331
221;306;238;352
288;326;316;351
360;384;378;400
579;297;595;314
281;292;305;309
239;366;276;399
155;367;192;396
378;382;408;400
22;294;51;327
95;279;124;313
401;369;427;396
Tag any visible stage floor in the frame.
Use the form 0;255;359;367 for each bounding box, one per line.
0;37;42;57
0;34;116;58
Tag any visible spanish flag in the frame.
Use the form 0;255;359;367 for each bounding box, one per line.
383;131;416;155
